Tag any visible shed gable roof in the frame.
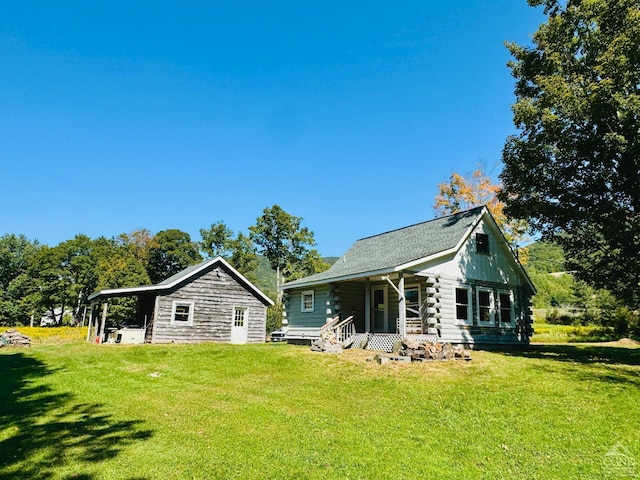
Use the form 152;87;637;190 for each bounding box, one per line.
88;257;274;306
283;207;486;288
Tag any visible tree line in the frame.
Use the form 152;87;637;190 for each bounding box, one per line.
0;205;329;327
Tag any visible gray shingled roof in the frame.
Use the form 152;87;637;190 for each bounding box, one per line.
283;207;485;288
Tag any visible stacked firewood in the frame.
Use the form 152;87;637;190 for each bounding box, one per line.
397;338;470;361
310;330;342;353
0;329;31;347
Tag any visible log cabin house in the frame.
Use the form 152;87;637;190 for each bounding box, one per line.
87;257;274;344
281;207;535;351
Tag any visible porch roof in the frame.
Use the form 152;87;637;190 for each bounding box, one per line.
283;207;486;289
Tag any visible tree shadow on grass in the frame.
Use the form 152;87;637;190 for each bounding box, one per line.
495;343;640;386
0;352;153;479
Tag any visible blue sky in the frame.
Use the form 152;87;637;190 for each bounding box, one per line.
0;1;544;256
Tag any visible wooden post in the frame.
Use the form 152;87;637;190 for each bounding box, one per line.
398;272;406;337
97;303;108;344
364;278;371;334
86;303;95;342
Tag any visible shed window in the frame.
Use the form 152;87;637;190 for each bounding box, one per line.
455;286;472;324
301;290;314;312
233;307;247;327
171;301;194;325
476;288;494;324
498;291;514;325
476;233;490;255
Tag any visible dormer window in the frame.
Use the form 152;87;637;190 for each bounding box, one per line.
476;233;490;255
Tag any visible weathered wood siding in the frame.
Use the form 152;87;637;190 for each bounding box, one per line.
151;264;267;344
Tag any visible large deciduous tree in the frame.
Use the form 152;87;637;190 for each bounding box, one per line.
500;0;640;307
0;234;40;325
147;229;201;284
199;222;260;283
249;205;328;300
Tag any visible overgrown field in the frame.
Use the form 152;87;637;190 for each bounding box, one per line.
531;322;620;343
1;339;639;479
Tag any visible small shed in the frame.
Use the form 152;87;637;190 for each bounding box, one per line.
87;257;274;344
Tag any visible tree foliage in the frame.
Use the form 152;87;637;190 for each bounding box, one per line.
0;234;40;325
199;221;234;259
249;205;328;300
147;229;201;284
501;0;640;307
198;222;260;284
434;167;529;261
116;229;157;271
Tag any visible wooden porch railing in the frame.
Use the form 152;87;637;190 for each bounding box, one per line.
320;315;356;345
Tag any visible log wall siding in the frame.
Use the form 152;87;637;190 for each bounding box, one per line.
421;271;531;345
284;285;333;329
151;265;267;344
285;272;533;344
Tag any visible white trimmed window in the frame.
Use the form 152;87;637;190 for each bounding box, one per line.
476;287;494;325
454;285;472;324
476;233;490;255
498;290;515;326
405;285;420;319
233;307;247;327
171;301;194;325
301;290;314;312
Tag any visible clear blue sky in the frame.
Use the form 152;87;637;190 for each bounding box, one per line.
0;1;544;257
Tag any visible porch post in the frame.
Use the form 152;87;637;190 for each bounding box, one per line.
364;278;371;334
97;302;108;344
398;272;406;337
86;303;95;342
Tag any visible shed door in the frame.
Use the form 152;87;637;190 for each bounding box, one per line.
231;307;248;344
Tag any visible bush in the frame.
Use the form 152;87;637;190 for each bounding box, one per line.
545;309;576;325
608;307;639;337
266;302;283;334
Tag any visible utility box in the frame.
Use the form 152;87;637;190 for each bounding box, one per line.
116;328;145;344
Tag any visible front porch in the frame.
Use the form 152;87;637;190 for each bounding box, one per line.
311;314;438;353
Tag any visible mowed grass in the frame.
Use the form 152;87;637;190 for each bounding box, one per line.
1;339;639;479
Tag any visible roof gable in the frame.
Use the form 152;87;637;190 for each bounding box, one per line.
283;207;486;288
88;257;274;306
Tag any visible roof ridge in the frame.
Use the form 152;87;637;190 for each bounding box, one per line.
355;205;485;242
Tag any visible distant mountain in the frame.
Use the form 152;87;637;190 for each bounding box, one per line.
525;241;576;309
526;241;567;274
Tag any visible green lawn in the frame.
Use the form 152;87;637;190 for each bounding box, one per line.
1;339;639;479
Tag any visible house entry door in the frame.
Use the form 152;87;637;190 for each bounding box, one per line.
371;286;388;333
